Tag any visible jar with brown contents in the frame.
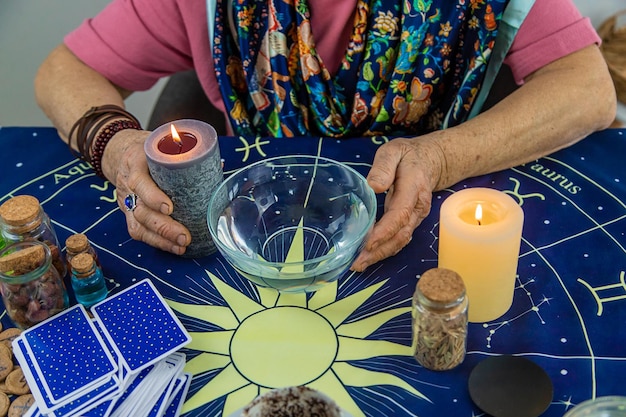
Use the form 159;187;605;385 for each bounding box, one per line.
0;195;66;278
0;241;69;329
412;268;468;371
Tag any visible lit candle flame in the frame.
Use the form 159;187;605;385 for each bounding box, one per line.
475;203;483;226
170;124;182;146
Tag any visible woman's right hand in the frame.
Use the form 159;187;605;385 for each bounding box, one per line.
102;129;192;255
34;44;191;255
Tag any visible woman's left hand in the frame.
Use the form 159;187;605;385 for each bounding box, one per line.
350;135;445;272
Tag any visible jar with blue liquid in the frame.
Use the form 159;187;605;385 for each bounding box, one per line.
70;253;107;308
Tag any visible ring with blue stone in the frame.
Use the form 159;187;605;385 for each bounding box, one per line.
124;193;138;212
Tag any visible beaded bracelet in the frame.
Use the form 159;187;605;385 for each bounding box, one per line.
68;105;142;162
81;112;123;160
90;119;142;179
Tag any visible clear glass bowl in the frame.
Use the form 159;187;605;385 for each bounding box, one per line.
208;155;377;293
564;397;626;417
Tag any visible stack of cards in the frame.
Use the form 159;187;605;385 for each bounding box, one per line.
11;279;193;417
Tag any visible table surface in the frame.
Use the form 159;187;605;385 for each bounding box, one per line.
1;126;625;417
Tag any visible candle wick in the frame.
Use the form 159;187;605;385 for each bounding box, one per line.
477;219;482;226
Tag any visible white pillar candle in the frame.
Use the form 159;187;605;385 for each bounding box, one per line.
438;188;524;322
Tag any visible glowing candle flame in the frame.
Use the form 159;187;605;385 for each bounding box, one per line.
475;203;483;226
170;124;182;145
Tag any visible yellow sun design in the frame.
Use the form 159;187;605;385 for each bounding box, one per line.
168;271;429;416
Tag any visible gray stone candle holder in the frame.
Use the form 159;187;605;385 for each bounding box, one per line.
144;119;224;258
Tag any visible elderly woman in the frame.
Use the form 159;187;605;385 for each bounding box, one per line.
34;0;616;271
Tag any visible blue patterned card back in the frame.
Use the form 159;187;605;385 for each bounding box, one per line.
14;335;119;416
21;304;118;405
91;279;191;373
81;397;117;417
162;373;192;417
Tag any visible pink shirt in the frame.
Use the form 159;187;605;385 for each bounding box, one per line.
65;0;600;116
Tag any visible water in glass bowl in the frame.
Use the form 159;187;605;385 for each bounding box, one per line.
209;156;376;293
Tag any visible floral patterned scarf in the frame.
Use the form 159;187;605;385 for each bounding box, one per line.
213;0;510;138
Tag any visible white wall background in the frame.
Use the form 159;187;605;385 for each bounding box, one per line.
0;0;623;127
0;0;167;128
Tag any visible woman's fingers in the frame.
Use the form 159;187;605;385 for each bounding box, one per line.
351;138;439;271
124;201;190;255
109;132;191;254
351;193;427;272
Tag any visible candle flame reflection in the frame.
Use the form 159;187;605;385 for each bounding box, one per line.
170;124;182;145
475;203;483;226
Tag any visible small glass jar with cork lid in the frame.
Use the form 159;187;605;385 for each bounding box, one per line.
65;233;101;271
0;241;69;329
0;195;66;278
70;253;107;308
412;267;468;371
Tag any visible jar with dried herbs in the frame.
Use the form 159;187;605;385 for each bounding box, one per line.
412;268;468;371
0;195;66;277
0;241;69;329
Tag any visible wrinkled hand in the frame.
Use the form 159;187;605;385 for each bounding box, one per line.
351;136;445;272
102;130;191;255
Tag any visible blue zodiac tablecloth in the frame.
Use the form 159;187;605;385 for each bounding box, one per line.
1;126;625;417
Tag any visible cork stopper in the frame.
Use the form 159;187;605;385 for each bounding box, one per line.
71;253;95;274
66;233;89;253
0;244;46;274
0;195;41;226
417;268;465;305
